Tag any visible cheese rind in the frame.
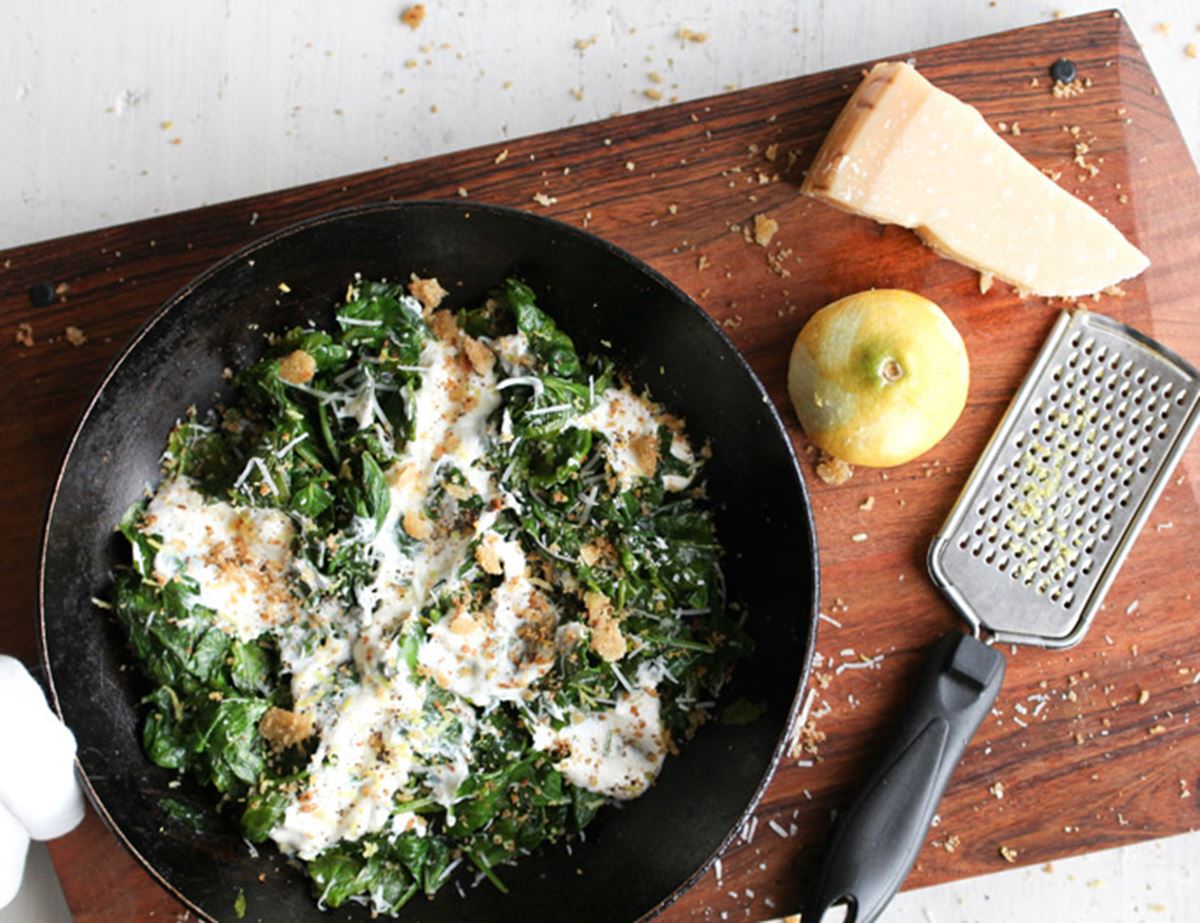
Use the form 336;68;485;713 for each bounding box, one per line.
801;62;1149;297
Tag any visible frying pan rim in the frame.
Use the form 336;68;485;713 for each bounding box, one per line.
36;198;820;922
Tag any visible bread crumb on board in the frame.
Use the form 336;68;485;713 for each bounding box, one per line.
14;322;34;347
65;325;87;347
999;845;1019;863
979;271;994;294
816;452;853;485
752;213;779;246
1052;78;1086;99
400;4;425;30
677;27;709;43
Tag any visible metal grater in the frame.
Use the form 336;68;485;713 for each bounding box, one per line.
929;310;1200;649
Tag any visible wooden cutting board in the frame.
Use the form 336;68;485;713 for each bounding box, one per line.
3;10;1198;921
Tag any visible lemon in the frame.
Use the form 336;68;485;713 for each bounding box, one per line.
786;289;969;467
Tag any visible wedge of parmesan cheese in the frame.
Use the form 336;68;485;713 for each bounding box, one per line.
801;62;1149;297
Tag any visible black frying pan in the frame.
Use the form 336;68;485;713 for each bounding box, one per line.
38;201;819;922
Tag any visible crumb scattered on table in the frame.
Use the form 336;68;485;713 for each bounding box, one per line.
752;213;778;246
999;845;1019;863
400;4;426;30
1052;78;1086;99
14;322;34;347
65;325;87;346
677;27;709;43
815;452;853;485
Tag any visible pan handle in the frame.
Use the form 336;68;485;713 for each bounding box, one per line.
801;631;1004;923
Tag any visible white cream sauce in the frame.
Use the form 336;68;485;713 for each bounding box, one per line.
530;686;668;800
141;476;298;642
572;387;696;492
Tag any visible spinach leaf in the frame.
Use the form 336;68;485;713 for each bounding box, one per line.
503;278;582;379
361;452;391;530
159;797;210;834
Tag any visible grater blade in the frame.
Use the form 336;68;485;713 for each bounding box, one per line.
929;310;1200;649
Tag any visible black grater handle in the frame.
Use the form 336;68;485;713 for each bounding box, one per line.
800;631;1005;923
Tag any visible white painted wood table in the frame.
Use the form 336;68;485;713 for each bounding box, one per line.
1;2;1198;921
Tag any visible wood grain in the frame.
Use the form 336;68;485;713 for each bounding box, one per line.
1;11;1197;921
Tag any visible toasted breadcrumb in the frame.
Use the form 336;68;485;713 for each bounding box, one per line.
277;349;316;384
999;846;1019;863
427;309;458;342
767;246;795;278
1186;43;1198;59
532;192;558;207
944;834;961;853
574;35;598;51
400;3;425;29
629;433;659;478
584;591;626;662
644;88;663;101
457;186;469;197
259;707;314;751
990;781;1005;799
449;610;477;636
15;322;34;347
475;536;503;575
815;452;853;485
408;274;448;310
403;509;434;541
494;149;509;165
859;496;875;512
677;27;709;43
462;336;495;376
1052;78;1086;99
65;325;87;346
752;213;779;246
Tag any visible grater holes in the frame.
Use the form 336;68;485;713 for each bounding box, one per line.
1177;390;1189;407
